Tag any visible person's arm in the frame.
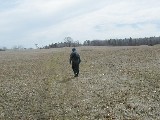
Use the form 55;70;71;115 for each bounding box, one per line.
69;53;72;64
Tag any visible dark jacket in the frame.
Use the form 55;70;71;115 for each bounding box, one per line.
70;51;81;64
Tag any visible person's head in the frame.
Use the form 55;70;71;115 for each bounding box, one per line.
72;48;76;52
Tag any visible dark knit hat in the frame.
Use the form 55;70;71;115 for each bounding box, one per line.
72;48;76;52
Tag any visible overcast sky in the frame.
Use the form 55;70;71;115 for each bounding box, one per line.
0;0;160;48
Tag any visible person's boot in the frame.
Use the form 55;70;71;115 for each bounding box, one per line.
75;73;78;77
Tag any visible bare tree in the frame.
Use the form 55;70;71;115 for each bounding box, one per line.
64;37;73;47
35;44;39;49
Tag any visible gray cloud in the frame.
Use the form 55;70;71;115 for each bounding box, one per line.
0;0;160;48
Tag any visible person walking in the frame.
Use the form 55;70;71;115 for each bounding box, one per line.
70;48;81;77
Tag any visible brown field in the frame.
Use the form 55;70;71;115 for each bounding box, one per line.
0;46;160;120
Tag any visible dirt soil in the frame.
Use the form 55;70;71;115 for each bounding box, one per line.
0;46;160;120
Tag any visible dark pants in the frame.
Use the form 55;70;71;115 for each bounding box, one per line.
72;62;79;76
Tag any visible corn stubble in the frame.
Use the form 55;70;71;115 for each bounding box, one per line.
0;46;160;120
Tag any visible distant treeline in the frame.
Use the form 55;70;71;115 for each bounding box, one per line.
0;49;5;51
83;36;160;46
41;36;160;49
42;41;81;49
42;37;81;49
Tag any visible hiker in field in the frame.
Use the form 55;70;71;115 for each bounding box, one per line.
70;48;81;77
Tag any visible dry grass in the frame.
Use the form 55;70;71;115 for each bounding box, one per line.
0;46;160;120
